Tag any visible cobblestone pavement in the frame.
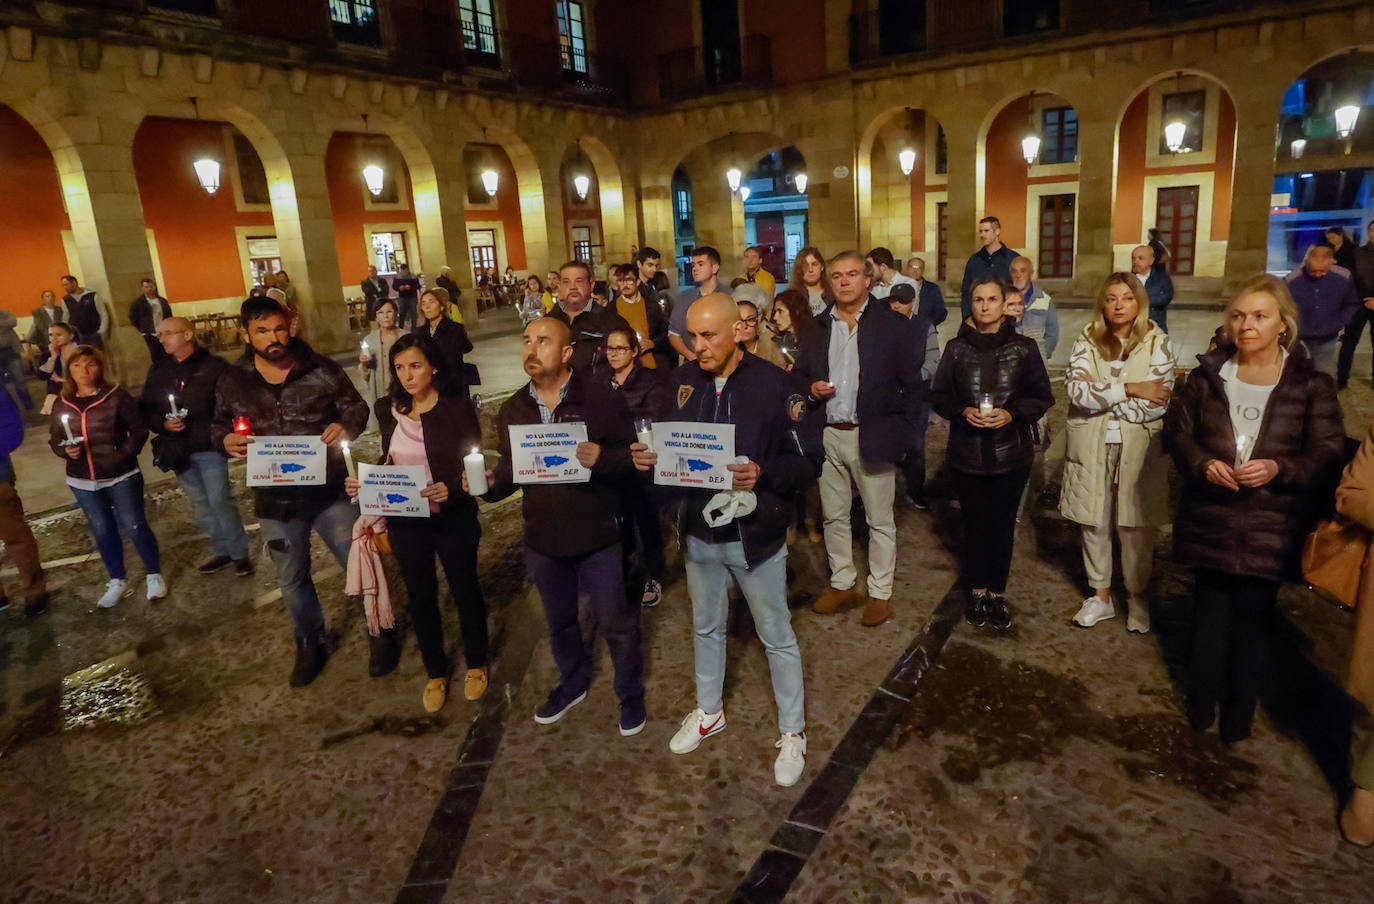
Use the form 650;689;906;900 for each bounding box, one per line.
3;366;1374;902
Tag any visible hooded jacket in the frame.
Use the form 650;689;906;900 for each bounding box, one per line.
1164;341;1345;581
929;317;1055;476
210;339;369;522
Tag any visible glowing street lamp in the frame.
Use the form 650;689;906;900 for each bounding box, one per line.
1335;103;1361;140
361;164;385;197
898;147;917;177
794;172;808;194
1163;120;1187;153
1291;138;1307;159
481;168;499;197
572;173;590;201
1021;134;1041;166
726;167;742;193
739;185;751;202
193;158;221;195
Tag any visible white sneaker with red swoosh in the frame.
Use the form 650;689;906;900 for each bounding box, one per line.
669;707;725;754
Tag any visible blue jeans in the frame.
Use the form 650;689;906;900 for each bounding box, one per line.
178;451;250;560
524;543;644;705
72;472;161;580
1306;336;1340;380
259;498;355;641
684;537;805;735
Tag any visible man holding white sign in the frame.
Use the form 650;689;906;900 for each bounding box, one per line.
475;317;646;736
633;293;821;787
212;298;371;689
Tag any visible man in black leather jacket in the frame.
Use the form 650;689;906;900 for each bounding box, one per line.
211;298;370;688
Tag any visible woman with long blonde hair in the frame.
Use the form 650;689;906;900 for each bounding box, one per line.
1061;273;1176;633
788;246;832;315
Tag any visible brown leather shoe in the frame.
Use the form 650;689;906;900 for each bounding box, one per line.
812;586;858;615
861;596;892;627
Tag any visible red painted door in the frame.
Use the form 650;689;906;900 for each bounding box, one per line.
1037;193;1075;279
755;215;785;281
1156;186;1199;276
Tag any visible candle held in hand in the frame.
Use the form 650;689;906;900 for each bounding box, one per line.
61;413;76;443
464;447;488;496
634;417;654;451
233;416;251;436
341;440;357;478
168;393;178;419
1235;434;1250;468
979;394;994;417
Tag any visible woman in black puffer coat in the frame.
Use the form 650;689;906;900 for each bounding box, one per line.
930;275;1054;630
1164;274;1345;743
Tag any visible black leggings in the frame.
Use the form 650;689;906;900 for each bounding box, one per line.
1189;569;1279;740
951;466;1031;594
620;483;665;584
388;513;488;678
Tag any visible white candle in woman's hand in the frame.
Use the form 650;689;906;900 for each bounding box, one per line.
1235;434;1250;467
464;447;488;496
61;413;75;443
980;394;994;417
342;440;357;478
167;393;178;418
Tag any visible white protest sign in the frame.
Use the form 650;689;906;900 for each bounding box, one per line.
509;422;591;484
358;464;429;518
246;436;328;487
651;422;735;489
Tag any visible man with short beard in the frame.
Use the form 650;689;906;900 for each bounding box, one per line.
477;316;646;735
212;298;371;688
548;260;629;375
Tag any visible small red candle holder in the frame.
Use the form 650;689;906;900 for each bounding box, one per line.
233;416;251;436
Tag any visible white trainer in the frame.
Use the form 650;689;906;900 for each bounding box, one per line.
668;708;725;755
774;732;807;787
1127;595;1151;634
146;573;168;601
1072;595;1114;627
96;578;128;609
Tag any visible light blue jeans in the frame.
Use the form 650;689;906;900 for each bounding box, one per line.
684;536;804;735
259;498;355;641
178;451;250;561
1307;336;1340;379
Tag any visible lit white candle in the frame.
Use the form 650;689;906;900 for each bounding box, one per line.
1235;434;1250;467
980;394;994;417
464;447;488;495
167;393;178;419
60;413;75;443
341;440;357;478
360;338;369;357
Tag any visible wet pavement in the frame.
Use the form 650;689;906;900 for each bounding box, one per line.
3;317;1374;902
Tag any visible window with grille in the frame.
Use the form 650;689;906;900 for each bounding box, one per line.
676;188;692;225
558;1;587;74
329;0;382;46
469;230;497;282
1040;106;1078;165
1160;90;1207;155
233;133;269;206
460;0;500;63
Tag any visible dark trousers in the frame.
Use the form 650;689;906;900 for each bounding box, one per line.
900;402;933;497
1189;569;1279;740
619;484;665;585
951;466;1031;593
1149;305;1168;334
1338;305;1374;386
0;481;45;602
389;514;488;678
398;295;418;330
142;334;167;364
525;542;644;705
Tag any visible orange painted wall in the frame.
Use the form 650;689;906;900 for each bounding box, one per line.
325;133;418;284
133;117;274;302
1112;87;1236;245
0;106;74;316
983;97;1034;248
743;0;827;86
464;145;527;272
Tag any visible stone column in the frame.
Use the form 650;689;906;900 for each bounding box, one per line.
938;116;980;299
1071;98;1120;296
55;115;156;382
1223;87;1285;292
529;143;570;273
417;146;477;324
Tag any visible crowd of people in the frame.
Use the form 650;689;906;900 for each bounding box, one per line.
8;220;1374;817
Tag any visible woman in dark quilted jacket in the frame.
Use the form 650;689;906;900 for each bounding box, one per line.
930;275;1054;630
49;345;164;609
1164;274;1345;743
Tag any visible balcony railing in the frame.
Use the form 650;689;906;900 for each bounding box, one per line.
505;39;627;105
658;34;772;104
849;9;925;66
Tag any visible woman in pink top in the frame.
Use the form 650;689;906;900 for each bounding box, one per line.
346;333;487;713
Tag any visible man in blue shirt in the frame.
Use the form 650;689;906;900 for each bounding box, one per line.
1286;244;1361;379
960;217;1018;319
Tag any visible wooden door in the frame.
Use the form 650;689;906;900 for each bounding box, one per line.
1037;193;1075;279
755;215;785;282
1156;186;1199;276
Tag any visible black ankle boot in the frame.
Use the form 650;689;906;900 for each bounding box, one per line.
965;591;987;627
290;630;330;687
368;628;401;677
